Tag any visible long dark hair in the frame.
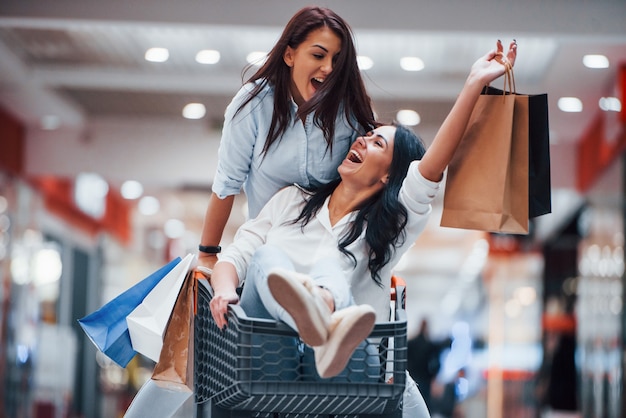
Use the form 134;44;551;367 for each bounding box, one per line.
236;6;375;155
293;124;426;285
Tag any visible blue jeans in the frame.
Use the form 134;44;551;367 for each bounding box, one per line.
238;244;381;382
239;244;353;327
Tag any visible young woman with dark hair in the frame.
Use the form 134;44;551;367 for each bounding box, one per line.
197;6;376;271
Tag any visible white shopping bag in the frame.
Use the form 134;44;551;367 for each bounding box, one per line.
126;253;195;362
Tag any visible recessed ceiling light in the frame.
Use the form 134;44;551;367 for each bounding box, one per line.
138;196;160;216
357;55;373;71
558;97;583;112
583;54;609;69
182;103;206;119
74;172;109;219
145;47;169;63
196;49;220;64
400;57;425;72
246;51;268;66
599;97;622;112
396;109;421;126
120;180;144;200
164;218;185;239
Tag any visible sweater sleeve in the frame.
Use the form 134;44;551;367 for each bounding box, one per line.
400;161;441;213
217;186;297;286
398;160;442;245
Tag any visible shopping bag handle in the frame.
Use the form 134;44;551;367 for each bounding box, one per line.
193;268;211;315
485;41;516;96
503;61;516;94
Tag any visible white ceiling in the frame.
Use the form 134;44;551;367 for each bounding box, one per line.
1;0;625;337
1;0;625;190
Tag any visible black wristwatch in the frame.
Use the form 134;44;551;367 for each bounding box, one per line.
198;245;221;254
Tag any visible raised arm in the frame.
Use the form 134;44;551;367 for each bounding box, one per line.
418;40;517;182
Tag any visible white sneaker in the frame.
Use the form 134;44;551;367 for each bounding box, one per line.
267;268;332;347
313;305;376;378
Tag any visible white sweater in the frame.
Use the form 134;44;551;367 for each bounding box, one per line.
218;161;441;322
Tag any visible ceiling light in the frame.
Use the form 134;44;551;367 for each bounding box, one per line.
182;103;206;119
74;172;109;219
196;49;220;64
357;55;373;71
164;219;185;239
33;248;63;287
120;180;144;200
40;115;61;130
599;97;622;112
400;56;425;72
138;196;160;216
145;47;169;63
583;54;609;69
396;109;421;126
246;51;268;66
557;97;583;112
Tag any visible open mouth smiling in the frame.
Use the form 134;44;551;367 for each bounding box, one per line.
347;150;363;163
311;77;324;90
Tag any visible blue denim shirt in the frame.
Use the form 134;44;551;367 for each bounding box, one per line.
212;81;359;218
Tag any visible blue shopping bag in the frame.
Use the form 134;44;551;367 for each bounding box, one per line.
78;257;181;367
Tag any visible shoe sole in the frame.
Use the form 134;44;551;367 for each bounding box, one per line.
267;270;328;346
316;308;375;378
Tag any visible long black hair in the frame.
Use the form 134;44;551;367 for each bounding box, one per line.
293;124;426;285
236;6;376;155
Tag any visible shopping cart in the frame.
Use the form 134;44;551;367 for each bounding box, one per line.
194;276;408;418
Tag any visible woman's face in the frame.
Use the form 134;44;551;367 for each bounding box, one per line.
338;125;396;189
283;27;342;106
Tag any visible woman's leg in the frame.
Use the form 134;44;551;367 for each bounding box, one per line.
239;244;300;329
404;371;432;418
308;257;353;311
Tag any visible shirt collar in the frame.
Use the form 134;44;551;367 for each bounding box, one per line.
317;195;358;233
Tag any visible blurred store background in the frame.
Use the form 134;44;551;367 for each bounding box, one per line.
0;1;625;417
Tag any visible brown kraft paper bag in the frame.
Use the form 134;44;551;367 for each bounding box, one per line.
440;85;530;234
151;270;199;392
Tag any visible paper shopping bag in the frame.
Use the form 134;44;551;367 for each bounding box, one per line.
151;270;202;392
483;85;552;219
78;257;182;367
441;85;530;234
127;253;195;362
526;90;551;218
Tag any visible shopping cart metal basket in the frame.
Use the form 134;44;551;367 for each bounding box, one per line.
194;276;408;418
